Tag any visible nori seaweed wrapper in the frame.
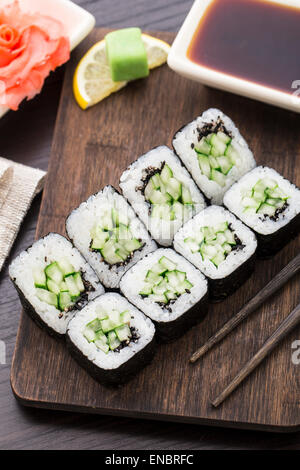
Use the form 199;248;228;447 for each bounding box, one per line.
152;292;209;343
253;212;300;258
66;334;156;387
207;252;256;302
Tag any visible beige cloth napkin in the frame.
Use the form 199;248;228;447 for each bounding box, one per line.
0;157;46;272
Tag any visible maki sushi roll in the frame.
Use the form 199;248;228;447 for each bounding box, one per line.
172;108;256;204
66;186;157;289
174;206;257;301
66;293;155;385
9;233;104;338
120;248;208;342
224;166;300;258
119;146;206;246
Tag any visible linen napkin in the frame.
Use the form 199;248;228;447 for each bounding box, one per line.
0;157;46;272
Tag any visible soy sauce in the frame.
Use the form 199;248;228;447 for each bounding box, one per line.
187;0;300;95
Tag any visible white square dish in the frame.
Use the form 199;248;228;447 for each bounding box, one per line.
0;0;95;118
167;0;300;113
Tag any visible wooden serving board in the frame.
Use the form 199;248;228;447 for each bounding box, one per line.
11;29;300;432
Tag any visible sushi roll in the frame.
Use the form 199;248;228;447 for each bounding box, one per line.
119;146;206;246
174;206;257;301
66;186;157;289
120;248;208;342
9;233;105;338
66;293;155;385
224;166;300;258
172;108;256;204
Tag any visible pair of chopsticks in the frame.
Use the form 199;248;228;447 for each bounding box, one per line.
190;253;300;407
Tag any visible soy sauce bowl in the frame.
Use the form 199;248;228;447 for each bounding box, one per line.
167;0;300;113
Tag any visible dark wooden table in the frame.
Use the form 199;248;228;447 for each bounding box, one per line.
0;0;299;450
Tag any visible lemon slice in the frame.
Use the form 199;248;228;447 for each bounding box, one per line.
73;34;170;110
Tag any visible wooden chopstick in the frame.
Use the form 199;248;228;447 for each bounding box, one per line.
211;302;300;407
190;253;300;363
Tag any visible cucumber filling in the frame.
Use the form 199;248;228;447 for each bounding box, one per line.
142;162;195;221
241;178;289;219
83;308;139;353
194;128;239;187
34;259;88;312
139;256;193;306
184;222;244;267
90;207;143;265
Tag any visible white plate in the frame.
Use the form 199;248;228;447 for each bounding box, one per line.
167;0;300;113
0;0;95;118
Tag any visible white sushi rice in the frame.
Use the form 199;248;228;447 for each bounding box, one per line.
120;248;208;323
224;166;300;235
67;293;155;370
174;206;257;280
9;233;105;335
172;108;256;205
66;186;157;289
119;146;206;246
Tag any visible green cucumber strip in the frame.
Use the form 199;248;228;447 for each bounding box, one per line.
102;239;123;265
151;204;173;220
212;251;226;267
148;293;168;303
65;275;80;298
149;189;172;205
83;326;97;343
224;229;236;245
111;207;120;227
36;288;58;309
146;269;163;283
123;238;142;252
210;134;227;157
96;306;108;320
151;173;161;189
101;210;114;230
184;237;200;253
91;230;109;250
217;131;231;144
58;291;72;311
45;262;63;285
139;282;153;296
95;341;109;353
225;144;239;164
60;281;68;292
47;279;61;295
257;203;276;216
152;280;168;295
165;177;182;201
101;318;116;333
209;155;221;170
120;310;131;324
165;290;177;301
160;164;173;184
109;309;123;328
115;324;131;342
217;156;232;175
159;256;177;271
198;154;211;178
33;266;47;288
195;137;211;156
181;186;193;204
175;270;187;283
73;272;85;292
58;258;76;277
87;318;102;331
115;245;130;261
108;331;121;350
211;169;226;187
